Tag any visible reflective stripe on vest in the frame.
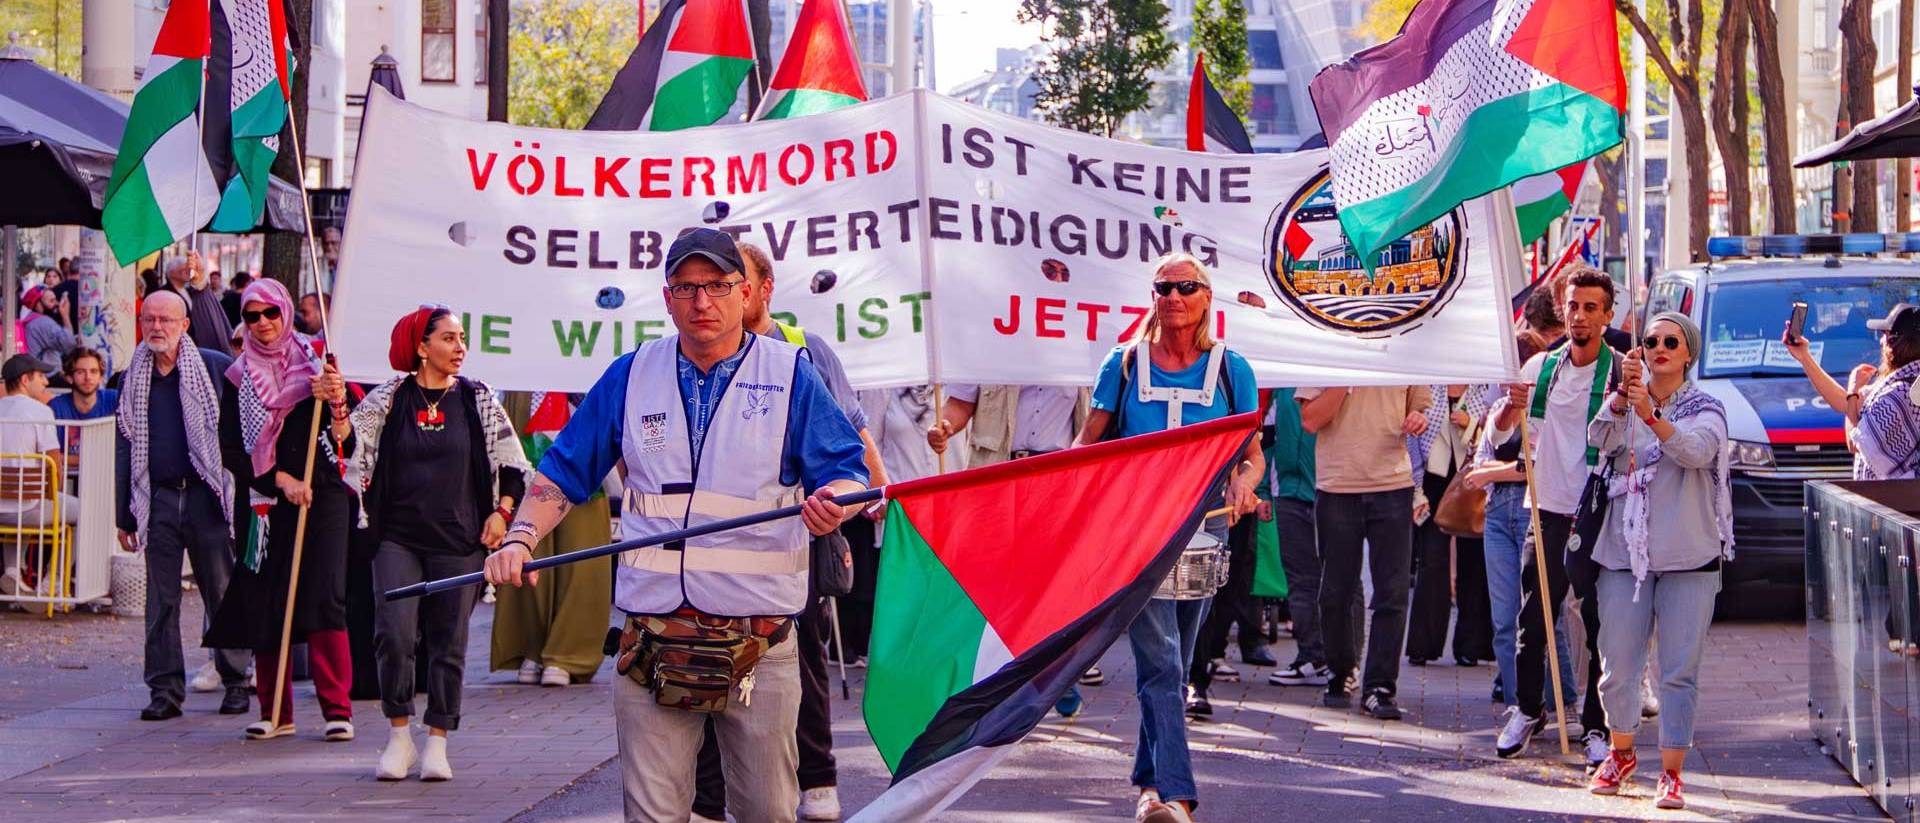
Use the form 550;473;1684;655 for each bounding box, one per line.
618;334;808;617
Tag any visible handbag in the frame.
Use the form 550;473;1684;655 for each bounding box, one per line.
1569;464;1613;555
1434;473;1486;538
809;531;854;597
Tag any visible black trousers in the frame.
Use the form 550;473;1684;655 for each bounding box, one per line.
371;541;483;730
142;481;250;706
1514;511;1608;733
835;515;880;660
1406;472;1495;662
1317;487;1416;695
693;593;838;818
1190;517;1263;693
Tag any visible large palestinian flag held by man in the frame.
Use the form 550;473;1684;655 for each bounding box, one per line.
852;413;1260;821
1307;0;1624;269
586;0;757;131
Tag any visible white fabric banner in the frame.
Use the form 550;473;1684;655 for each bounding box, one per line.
332;87;1520;392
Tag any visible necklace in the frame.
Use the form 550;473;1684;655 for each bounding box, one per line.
414;379;451;432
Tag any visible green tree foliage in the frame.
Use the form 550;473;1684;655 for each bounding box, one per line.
1192;0;1250;119
509;0;638;129
1;0;84;79
1017;0;1177;136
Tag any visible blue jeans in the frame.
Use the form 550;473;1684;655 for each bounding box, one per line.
1127;520;1224;806
1595;568;1720;749
1482;484;1577;708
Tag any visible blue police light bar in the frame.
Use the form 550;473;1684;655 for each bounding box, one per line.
1706;233;1920;258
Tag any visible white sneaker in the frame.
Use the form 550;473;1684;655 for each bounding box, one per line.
376;726;416;781
541;665;570;687
1640;674;1661;718
1495;706;1544;759
419;734;452;781
190;661;221;693
1268;661;1331;687
323;719;355;742
798;785;841;820
517;659;542;685
243;720;295;740
1211;659;1240;682
1582;729;1610;771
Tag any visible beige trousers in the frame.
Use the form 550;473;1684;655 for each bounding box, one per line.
614;635;801;823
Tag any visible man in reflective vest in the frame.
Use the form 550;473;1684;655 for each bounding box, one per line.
486;228;868;823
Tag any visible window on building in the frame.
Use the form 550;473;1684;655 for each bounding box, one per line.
1248;29;1283;70
1251;83;1296;135
421;0;456;83
304;157;331;189
1811;3;1829;49
474;5;488;85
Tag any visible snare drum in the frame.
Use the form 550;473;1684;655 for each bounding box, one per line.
1153;532;1227;601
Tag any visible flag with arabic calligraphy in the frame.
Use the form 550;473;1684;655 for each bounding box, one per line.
1306;0;1623;270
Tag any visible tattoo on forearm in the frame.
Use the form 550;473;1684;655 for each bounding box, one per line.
528;481;568;504
508;519;539;536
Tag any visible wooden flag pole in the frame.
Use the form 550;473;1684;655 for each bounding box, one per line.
264;95;339;732
933;384;947;475
1517;414;1572;756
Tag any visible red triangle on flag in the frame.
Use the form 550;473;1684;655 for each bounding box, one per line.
525;392;572;436
152;0;210;60
767;0;869;100
1504;0;1626;112
1555;161;1588;201
666;0;755;61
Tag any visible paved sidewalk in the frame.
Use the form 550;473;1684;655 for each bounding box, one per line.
0;598;1887;822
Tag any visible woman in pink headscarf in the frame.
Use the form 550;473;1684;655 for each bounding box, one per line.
206;278;358;743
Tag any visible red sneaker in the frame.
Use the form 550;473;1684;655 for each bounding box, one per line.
1588;749;1637;795
1655;770;1686;809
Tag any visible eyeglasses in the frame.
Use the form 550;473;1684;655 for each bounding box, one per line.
1152;280;1209;297
242;306;283;324
1641;334;1684;351
667;279;745;300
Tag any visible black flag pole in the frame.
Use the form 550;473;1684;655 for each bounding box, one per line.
384;488;887;601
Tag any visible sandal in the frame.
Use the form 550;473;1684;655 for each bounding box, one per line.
244;720;295;740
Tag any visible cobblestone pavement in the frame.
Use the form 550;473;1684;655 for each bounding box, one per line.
0;597;1887;822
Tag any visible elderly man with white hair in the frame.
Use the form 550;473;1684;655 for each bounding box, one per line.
161;252;235;355
115;290;252;721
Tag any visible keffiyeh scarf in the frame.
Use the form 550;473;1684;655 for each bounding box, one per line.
347;376;529;528
1610;384;1734;598
118;337;235;540
1856;361;1920;480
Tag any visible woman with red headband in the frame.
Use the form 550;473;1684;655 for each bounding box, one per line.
206;278;356;743
351;306;528;782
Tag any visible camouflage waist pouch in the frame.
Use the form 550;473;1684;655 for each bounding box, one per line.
615;612;792;713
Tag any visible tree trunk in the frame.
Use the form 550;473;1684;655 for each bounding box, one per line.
262;0;313;295
1709;0;1751;236
1677;82;1712;263
1747;1;1796;232
1842;0;1880;232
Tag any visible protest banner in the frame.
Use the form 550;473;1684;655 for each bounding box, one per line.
331;86;1520;391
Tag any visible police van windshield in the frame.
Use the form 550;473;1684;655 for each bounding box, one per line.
1701;277;1920;378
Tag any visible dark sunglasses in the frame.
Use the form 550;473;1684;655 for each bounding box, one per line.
1152;280;1209;297
241;305;283;324
1641;334;1684;352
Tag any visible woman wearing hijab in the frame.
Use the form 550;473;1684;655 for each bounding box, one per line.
207;278;356;742
352;307;528;781
1584;313;1732;810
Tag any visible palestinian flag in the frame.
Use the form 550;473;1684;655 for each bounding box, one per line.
853;414;1259;821
586;0;757;131
208;0;291;233
1513;160;1589;245
756;0;868;120
521;391;573;466
1186;53;1254;154
1307;0;1624;270
102;0;221;265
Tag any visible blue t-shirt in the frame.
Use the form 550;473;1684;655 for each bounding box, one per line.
537;337;868;505
1091;345;1258;438
51;388;118;449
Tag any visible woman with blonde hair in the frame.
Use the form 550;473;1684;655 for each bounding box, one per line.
1075;253;1263;823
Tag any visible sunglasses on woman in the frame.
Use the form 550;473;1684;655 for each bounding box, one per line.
1152;280;1208;297
1641;334;1684;351
242;305;283;324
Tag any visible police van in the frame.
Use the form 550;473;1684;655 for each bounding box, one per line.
1641;233;1920;591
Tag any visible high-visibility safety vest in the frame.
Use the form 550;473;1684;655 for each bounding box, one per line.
616;333;809;617
773;320;806;346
